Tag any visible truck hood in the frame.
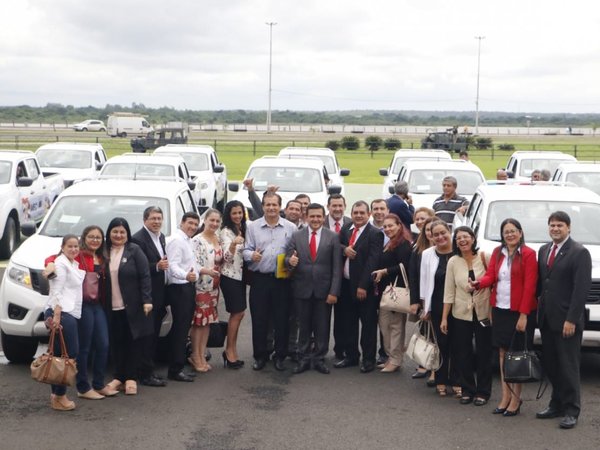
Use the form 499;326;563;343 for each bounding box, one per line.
10;234;62;270
41;167;94;182
0;184;14;196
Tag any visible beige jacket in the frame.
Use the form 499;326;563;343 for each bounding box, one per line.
444;252;490;321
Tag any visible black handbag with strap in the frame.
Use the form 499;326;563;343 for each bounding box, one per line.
503;330;542;383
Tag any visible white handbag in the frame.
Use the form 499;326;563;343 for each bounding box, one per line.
379;263;411;313
406;320;442;371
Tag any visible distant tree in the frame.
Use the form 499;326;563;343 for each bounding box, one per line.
325;140;340;151
383;138;402;150
498;143;515;151
365;135;383;151
341;136;360;150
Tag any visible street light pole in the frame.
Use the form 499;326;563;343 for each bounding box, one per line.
266;22;277;133
474;36;485;134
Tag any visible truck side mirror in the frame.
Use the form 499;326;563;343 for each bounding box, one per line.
17;177;34;187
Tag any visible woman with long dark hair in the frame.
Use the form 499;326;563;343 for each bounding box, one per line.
441;226;492;406
104;217;153;396
471;218;537;416
372;214;412;373
219;200;248;368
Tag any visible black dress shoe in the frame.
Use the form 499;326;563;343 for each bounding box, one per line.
139;375;167;387
252;359;267;371
292;362;310;374
167;371;195;382
334;353;345;361
503;401;522;417
376;355;388;366
334;358;359;369
473;398;488;407
459;396;473;405
559;415;577;429
411;369;430;379
536;406;563;419
313;362;330;374
492;407;507;415
360;362;375;373
273;359;286;371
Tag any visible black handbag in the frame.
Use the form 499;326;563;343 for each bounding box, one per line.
503;330;542;383
207;321;228;348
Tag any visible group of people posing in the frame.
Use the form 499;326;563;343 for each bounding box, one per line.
43;175;590;431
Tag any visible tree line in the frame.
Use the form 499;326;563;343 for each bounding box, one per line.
0;103;598;128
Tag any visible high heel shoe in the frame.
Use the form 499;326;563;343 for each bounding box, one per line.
222;351;243;369
188;357;209;372
503;400;523;417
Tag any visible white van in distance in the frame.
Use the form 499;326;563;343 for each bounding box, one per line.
107;113;154;137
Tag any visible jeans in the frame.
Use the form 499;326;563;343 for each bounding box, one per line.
47;311;79;396
76;302;109;392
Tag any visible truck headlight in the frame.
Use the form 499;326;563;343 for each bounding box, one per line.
7;263;33;289
200;182;209;190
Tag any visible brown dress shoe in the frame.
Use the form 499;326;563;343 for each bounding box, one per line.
51;395;75;411
77;389;105;400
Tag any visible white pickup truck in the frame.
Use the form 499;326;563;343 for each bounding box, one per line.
0;178;198;362
0;151;64;258
35;142;108;187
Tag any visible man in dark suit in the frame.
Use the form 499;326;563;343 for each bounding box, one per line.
386;181;414;231
286;203;341;374
132;206;169;387
334;200;383;373
536;211;591;429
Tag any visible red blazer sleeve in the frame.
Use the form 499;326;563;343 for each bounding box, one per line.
477;246;500;289
518;246;538;314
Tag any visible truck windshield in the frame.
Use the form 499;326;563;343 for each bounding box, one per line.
179;153;209;171
565;172;600;196
408;170;484;195
101;163;176;178
519;158;573;177
485;200;600;245
37;149;92;169
40;196;171;236
247;167;324;193
0;161;11;184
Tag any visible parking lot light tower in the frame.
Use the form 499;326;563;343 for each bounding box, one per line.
474;36;485;134
266;21;277;133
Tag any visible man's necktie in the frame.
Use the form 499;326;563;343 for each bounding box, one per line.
547;244;558;268
349;227;359;247
310;231;317;261
334;221;341;234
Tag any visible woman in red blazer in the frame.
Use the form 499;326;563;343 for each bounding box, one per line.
472;218;537;417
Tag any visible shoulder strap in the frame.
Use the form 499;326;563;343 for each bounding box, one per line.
399;263;409;288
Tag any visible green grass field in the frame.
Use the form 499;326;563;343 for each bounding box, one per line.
2;130;600;183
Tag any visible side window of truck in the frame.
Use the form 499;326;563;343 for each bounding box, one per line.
25;158;40;179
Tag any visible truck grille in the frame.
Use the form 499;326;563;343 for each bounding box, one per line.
30;269;50;296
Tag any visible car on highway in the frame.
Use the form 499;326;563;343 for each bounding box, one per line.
552;162;600;196
453;181;600;349
505;150;577;182
228;156;340;220
0;178;198;363
378;149;452;198
72;119;106;132
154;144;227;212
35;142;108;187
277;147;350;194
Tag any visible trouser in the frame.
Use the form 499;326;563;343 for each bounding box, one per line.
297;295;332;364
452;314;493;399
76;302;109;392
339;279;378;363
111;310;144;382
431;312;453;386
47;311;79;397
378;309;407;366
288;295;300;356
540;321;582;417
167;283;195;375
249;273;290;361
138;292;167;378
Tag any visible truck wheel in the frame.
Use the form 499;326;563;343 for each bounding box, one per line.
100;128;106;132
0;216;19;259
119;132;127;138
1;331;38;363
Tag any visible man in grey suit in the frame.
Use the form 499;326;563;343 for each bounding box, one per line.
536;211;591;429
286;203;342;374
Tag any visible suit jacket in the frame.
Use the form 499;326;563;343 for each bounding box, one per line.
324;215;351;231
340;222;383;297
105;242;154;339
537;238;591;332
386;195;415;230
132;227;167;307
286;227;342;300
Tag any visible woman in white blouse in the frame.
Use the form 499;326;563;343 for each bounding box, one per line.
44;234;85;411
218;201;248;369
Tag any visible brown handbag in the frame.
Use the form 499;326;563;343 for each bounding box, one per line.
30;326;78;386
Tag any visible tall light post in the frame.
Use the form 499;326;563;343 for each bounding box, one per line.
474;36;485;134
266;21;277;133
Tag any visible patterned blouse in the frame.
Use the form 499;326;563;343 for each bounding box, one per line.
192;234;222;293
219;227;244;281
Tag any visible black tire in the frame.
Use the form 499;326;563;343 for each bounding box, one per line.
1;331;38;363
81;127;88;132
0;216;19;259
99;128;106;132
119;132;127;138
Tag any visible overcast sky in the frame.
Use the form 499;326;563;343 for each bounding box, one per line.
2;0;599;113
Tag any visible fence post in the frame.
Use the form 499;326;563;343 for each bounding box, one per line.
15;135;19;149
214;140;217;151
253;141;256;156
532;144;536;151
574;145;577;158
491;146;495;160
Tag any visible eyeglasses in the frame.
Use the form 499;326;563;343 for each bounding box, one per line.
87;236;103;241
502;229;519;236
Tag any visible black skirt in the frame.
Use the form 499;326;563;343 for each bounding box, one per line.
491;307;536;350
220;275;247;314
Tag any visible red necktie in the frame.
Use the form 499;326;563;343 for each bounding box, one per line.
547;244;558;268
349;227;359;247
310;231;317;261
334;221;341;234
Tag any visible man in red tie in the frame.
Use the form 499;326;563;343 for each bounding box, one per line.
286;204;341;374
325;194;351;233
334;201;384;373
